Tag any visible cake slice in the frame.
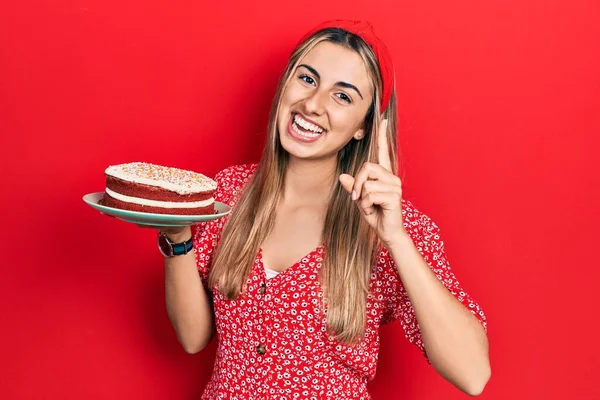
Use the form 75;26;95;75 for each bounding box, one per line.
100;162;217;215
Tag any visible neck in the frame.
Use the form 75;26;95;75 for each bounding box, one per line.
283;156;337;205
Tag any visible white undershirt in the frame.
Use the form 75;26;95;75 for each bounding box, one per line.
265;267;280;280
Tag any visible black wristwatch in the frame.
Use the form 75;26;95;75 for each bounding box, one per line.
157;232;194;257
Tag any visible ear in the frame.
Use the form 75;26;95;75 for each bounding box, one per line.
353;127;365;140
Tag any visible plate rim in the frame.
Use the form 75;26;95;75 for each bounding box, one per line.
82;191;231;222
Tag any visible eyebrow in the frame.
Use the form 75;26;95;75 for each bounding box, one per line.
298;64;364;100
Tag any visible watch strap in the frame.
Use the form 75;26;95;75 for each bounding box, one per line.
172;237;194;256
157;231;194;257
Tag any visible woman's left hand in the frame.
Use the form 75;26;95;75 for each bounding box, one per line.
339;119;406;246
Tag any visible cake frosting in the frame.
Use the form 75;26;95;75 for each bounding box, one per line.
105;162;217;195
104;188;214;208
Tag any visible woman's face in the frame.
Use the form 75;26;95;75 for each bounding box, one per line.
277;41;374;161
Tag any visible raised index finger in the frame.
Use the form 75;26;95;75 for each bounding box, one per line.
378;119;392;172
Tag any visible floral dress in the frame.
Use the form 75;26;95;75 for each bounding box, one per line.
191;164;487;400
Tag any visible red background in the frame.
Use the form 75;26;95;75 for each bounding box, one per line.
1;0;599;398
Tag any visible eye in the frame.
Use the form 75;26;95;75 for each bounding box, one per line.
299;74;316;85
336;93;352;104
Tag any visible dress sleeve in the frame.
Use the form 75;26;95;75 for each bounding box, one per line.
191;164;257;288
379;199;488;358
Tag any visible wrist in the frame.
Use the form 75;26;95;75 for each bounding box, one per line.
385;230;414;253
157;228;194;258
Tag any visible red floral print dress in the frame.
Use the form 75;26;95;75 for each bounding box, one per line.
191;164;487;400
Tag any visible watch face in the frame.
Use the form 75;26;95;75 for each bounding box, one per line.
158;235;172;257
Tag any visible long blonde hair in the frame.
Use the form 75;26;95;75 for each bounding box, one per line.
209;28;399;345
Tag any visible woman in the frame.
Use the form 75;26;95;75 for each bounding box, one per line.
157;20;490;399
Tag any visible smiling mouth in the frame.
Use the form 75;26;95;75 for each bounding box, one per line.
291;113;326;138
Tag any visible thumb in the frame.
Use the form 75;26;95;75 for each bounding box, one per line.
339;174;355;194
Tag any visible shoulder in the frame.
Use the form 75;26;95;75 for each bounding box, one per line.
192;163;257;283
213;163;258;207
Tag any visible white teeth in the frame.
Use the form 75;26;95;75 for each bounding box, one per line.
292;120;321;138
293;114;324;134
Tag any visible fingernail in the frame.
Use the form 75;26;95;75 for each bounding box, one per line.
352;190;357;200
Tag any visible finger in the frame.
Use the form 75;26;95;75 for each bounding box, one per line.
378;119;392;172
358;192;379;216
359;192;402;214
339;174;355;194
352;162;397;200
361;180;402;198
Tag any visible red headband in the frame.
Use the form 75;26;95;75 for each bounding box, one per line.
296;20;395;113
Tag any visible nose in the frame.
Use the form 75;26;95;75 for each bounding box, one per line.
303;89;327;116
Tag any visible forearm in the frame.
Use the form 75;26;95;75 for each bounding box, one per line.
164;227;214;354
387;233;490;396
